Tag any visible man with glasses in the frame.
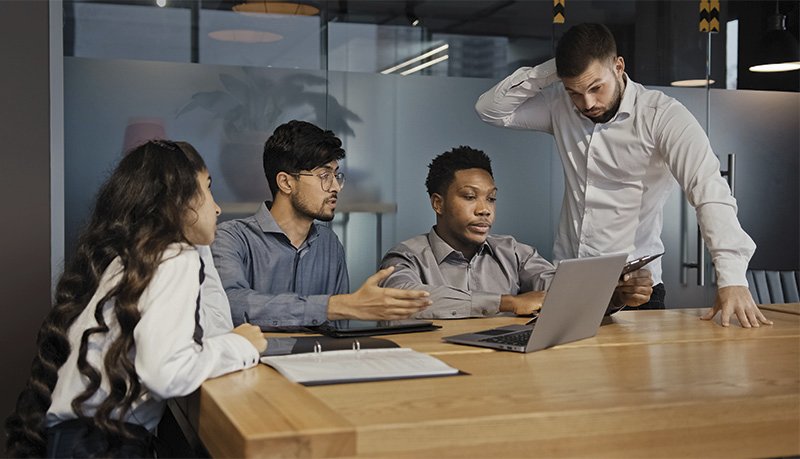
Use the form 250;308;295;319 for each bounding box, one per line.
212;120;431;330
380;146;652;319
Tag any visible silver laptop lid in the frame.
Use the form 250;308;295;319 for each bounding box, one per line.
526;253;627;352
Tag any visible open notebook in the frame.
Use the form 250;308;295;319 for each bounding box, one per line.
261;336;460;386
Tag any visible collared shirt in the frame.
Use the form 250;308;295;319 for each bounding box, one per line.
196;245;235;334
211;202;349;330
380;227;555;319
475;58;755;287
46;244;259;431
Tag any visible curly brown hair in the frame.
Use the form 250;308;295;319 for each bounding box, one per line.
5;140;207;457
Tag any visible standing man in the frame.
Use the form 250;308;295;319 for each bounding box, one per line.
475;23;770;327
212;120;430;330
380;146;653;319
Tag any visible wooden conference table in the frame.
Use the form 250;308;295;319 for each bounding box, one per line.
172;306;800;458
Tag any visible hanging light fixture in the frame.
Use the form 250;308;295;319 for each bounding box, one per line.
232;1;319;16
749;1;800;72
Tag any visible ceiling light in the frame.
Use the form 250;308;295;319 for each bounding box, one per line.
748;2;800;73
156;0;166;7
232;1;319;16
406;4;421;27
208;29;283;43
381;44;449;74
670;79;716;87
400;54;449;76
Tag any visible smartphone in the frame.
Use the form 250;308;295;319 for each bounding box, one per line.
621;252;664;278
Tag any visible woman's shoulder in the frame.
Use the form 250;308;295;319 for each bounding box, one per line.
159;243;202;270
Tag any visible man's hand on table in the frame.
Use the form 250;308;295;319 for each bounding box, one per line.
701;285;774;328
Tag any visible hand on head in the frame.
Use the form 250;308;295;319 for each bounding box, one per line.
613;268;654;307
328;266;431;320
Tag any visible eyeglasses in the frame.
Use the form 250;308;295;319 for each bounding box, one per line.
293;171;345;191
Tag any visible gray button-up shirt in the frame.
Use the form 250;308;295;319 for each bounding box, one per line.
211;203;349;330
380;228;555;319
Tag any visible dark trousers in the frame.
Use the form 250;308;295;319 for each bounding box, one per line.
636;283;666;310
47;418;155;458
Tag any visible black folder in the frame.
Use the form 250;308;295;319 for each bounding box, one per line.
262;335;399;356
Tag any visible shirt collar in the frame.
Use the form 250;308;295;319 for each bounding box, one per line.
255;201;319;245
616;73;635;119
427;226;492;264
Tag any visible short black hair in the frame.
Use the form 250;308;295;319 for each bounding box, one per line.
556;23;617;78
263;120;346;196
425;146;493;197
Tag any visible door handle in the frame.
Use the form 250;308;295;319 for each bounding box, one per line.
721;153;735;196
682;154;735;286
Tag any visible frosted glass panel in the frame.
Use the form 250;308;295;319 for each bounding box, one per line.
63;58;558;288
63;58;337;257
199;10;321;69
70;3;191;62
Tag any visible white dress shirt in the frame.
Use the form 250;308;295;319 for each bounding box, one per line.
475;58;755;287
46;244;259;431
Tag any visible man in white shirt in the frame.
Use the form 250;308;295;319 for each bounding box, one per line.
475;23;771;328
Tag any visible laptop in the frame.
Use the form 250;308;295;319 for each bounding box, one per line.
443;253;627;353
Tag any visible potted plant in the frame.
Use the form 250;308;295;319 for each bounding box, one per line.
178;66;360;201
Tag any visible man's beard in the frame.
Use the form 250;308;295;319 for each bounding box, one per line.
588;76;623;124
291;192;336;222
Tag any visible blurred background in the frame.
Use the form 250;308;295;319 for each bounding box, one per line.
1;1;798;451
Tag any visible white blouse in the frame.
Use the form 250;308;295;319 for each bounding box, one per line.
46;244;259;431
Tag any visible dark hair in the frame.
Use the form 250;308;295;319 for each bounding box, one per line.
556;23;618;78
425;146;493;197
263;120;346;197
5;140;207;457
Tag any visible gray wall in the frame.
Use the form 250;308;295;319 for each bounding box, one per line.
0;1;52;454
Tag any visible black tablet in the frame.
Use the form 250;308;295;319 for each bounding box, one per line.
314;319;441;338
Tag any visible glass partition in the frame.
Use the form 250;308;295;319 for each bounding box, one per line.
61;0;799;301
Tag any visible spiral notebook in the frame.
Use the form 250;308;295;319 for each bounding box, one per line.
261;337;461;386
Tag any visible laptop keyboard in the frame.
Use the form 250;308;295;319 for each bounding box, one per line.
479;329;532;347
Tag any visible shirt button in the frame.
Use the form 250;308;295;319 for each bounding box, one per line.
272;320;278;326
312;319;318;325
451;311;457;316
587;179;594;186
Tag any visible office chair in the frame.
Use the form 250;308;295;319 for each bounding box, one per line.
746;270;800;304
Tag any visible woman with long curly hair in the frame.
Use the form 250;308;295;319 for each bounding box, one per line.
5;140;267;458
